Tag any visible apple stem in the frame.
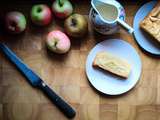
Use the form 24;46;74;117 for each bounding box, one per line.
9;21;16;31
71;18;77;26
58;0;63;7
54;41;58;47
37;8;42;13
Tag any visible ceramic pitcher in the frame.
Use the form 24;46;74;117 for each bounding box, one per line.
89;0;134;35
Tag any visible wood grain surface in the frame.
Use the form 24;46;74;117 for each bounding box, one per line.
0;0;160;120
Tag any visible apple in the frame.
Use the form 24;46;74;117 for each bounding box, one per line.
64;13;88;37
31;4;52;26
52;0;73;19
5;11;26;34
46;30;71;54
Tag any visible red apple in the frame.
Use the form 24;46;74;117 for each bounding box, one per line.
5;11;27;34
52;0;73;19
46;30;71;54
31;4;52;26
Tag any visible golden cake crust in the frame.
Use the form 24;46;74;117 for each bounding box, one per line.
93;52;131;78
140;1;160;43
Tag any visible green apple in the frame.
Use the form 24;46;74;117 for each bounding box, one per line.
31;4;52;26
64;14;88;37
52;0;73;19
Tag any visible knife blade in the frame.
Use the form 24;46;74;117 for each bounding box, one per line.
0;43;76;118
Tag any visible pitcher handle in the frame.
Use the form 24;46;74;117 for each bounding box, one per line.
117;19;134;34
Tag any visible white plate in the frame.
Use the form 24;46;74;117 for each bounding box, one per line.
86;39;142;95
133;0;160;55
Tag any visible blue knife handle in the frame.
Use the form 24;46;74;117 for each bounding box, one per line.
38;81;76;118
0;43;40;86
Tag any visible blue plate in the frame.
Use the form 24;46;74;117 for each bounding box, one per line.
133;1;160;55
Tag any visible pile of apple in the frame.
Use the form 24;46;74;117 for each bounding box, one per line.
4;0;88;54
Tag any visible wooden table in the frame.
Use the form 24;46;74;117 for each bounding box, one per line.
0;1;160;120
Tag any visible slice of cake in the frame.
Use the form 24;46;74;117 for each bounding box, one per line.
140;1;160;43
93;52;131;78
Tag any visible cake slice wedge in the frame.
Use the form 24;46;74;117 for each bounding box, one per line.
140;1;160;43
93;52;131;78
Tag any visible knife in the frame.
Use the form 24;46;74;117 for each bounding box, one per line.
0;43;76;118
